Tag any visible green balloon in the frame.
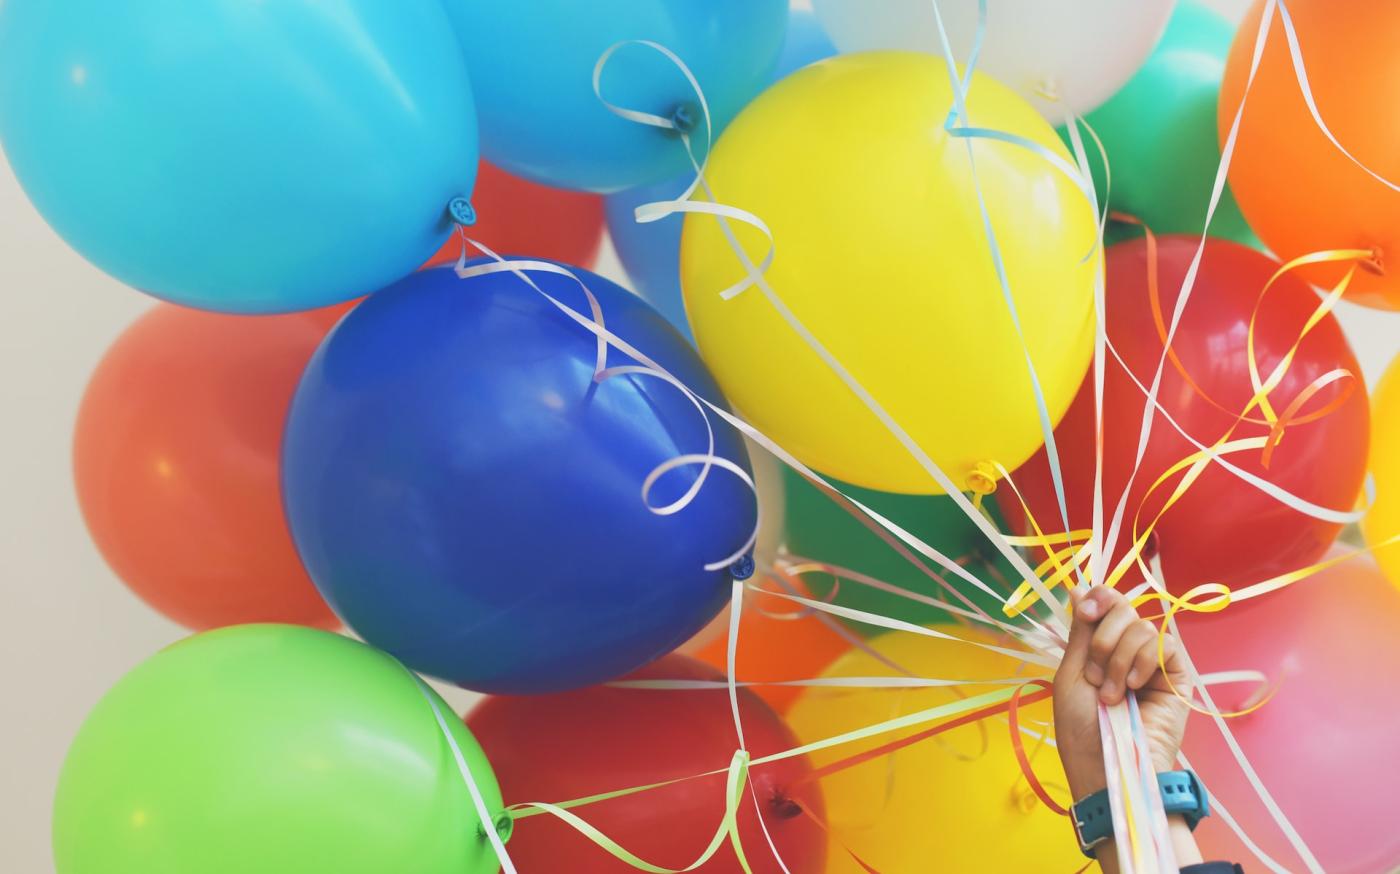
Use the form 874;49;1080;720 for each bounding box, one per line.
53;625;505;874
1063;0;1259;247
782;468;1016;635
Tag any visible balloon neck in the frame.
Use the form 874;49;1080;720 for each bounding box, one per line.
1142;530;1160;562
1361;246;1386;276
965;461;999;502
769;794;804;820
669;102;698;135
447;196;477;227
481;811;514;844
1031;76;1062;105
729;553;756;581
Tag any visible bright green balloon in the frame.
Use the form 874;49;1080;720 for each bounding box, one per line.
782;468;1014;635
53;625;505;874
1063;0;1258;247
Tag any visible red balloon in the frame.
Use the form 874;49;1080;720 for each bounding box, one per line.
422;160;605;269
1180;553;1400;873
466;654;826;874
1000;237;1368;592
74;302;348;630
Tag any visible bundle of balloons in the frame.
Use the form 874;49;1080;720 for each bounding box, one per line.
6;0;1400;871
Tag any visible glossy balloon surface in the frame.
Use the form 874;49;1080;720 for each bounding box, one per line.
283;264;756;693
1003;237;1369;591
53;625;503;874
75;303;346;630
0;0;478;312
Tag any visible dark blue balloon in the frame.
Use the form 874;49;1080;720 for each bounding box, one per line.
605;9;836;337
282;262;755;693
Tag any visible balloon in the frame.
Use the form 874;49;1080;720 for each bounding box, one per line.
1222;1;1400;310
1180;553;1400;873
422;161;604;270
681;53;1098;495
283;263;757;694
442;0;788;193
53;624;504;874
1001;237;1369;592
785;629;1082;872
812;0;1173;120
0;2;477;313
693;577;852;713
74;304;347;630
1068;1;1255;246
465;654;825;873
605;8;836;339
782;467;1014;635
1363;353;1400;589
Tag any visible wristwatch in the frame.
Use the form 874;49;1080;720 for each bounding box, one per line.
1071;770;1210;858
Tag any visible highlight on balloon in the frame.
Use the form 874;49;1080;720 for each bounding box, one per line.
3;1;1399;873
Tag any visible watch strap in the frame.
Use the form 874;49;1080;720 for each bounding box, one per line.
1071;770;1210;858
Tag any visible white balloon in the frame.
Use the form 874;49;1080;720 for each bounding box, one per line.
812;0;1175;119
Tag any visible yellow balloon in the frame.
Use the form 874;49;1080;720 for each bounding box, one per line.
785;630;1083;872
680;52;1098;494
1364;353;1400;589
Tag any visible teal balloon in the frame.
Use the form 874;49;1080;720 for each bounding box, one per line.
782;468;1014;636
1063;1;1257;247
444;0;788;193
53;625;504;874
0;1;478;313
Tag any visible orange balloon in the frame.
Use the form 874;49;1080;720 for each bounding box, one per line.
74;303;348;630
1221;1;1400;309
422;160;605;269
695;579;853;713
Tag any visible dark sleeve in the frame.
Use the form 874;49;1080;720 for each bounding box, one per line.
1181;864;1243;874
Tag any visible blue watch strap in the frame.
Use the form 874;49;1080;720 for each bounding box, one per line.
1159;769;1210;829
1071;770;1210;857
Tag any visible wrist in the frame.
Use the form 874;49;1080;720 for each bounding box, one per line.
1064;764;1107;802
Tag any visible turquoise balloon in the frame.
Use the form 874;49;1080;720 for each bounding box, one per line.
0;1;478;313
53;625;504;874
1063;0;1257;247
444;0;788;193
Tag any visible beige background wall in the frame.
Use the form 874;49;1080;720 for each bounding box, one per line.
3;1;1395;871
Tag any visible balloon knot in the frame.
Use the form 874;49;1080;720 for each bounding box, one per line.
965;461;999;498
1032;76;1062;103
482;811;514;843
770;795;803;820
669;102;698;135
1362;246;1386;276
447;196;477;227
1012;783;1040;814
730;553;756;581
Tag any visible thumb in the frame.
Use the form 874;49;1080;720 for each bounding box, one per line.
1059;587;1094;675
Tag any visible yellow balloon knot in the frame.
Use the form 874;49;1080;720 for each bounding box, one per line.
966;462;1000;501
1011;783;1039;814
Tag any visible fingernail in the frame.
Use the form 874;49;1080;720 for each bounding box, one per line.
1084;662;1104;685
1099;681;1117;702
1126;668;1140;687
1079;598;1099;620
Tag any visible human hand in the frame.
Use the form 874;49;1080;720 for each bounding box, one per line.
1053;586;1192;801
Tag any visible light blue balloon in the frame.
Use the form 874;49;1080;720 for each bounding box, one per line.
444;0;788;194
0;1;478;314
604;9;835;337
